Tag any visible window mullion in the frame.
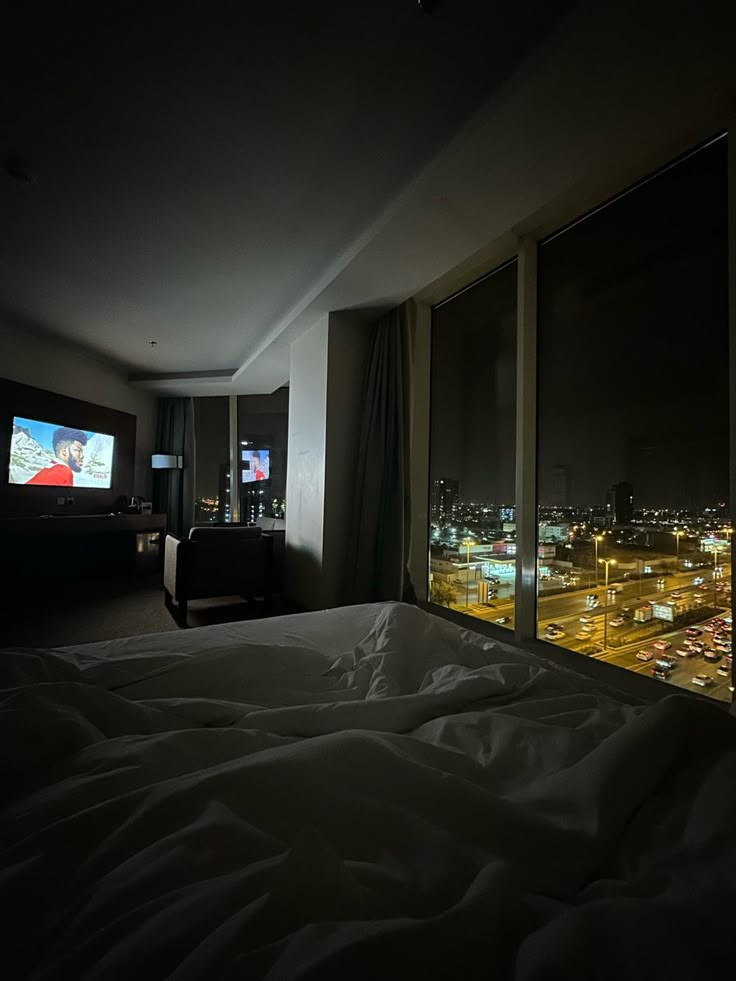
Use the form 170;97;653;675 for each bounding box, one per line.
514;238;538;642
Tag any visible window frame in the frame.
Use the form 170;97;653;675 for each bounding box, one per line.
421;128;734;706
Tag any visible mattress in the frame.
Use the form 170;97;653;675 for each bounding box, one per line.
2;601;735;980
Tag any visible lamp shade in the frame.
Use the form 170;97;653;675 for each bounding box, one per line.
151;454;182;469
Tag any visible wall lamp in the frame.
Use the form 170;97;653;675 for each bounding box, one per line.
151;454;183;469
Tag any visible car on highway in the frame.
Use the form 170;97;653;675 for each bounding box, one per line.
609;617;625;627
692;674;714;688
703;650;722;662
580;623;595;633
717;663;731;677
651;667;670;681
686;628;703;638
694;576;705;585
656;578;666;588
546;622;565;632
653;640;672;651
546;629;565;640
575;631;592;640
676;647;695;658
579;615;595;624
655;655;677;670
636;650;654;662
494;616;511;625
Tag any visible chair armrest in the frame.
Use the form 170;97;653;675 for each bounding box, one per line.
163;534;184;598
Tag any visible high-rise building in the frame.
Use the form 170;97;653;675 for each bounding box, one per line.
431;478;459;523
549;465;570;506
605;481;634;527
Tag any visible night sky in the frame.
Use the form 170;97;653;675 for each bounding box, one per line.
430;135;729;512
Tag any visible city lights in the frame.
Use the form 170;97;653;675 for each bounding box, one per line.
429;485;731;703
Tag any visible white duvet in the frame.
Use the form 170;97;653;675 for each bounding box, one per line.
1;602;735;980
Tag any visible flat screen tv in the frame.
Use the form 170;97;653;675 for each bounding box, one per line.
241;448;269;483
8;416;115;489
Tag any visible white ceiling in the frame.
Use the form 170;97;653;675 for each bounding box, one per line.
0;1;576;394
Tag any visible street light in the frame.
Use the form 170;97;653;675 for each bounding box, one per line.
673;529;684;572
599;557;617;651
713;544;723;609
593;534;604;587
462;537;475;609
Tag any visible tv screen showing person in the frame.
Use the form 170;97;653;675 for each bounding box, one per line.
241;449;269;483
9;417;115;488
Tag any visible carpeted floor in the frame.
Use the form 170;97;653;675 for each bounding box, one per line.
2;572;301;649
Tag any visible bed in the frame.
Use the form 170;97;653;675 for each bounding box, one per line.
2;601;735;980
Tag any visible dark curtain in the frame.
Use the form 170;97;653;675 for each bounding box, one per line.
153;397;196;537
345;302;415;604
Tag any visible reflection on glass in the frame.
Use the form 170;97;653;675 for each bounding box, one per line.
537;135;731;702
193;397;230;524
428;259;517;628
237;389;289;524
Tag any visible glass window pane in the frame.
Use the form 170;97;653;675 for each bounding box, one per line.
429;259;517;627
193;396;230;523
537;135;731;702
237;388;289;524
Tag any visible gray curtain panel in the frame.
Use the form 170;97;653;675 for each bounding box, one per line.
153;397;196;537
345;302;416;604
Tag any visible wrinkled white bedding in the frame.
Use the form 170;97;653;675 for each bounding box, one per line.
2;602;735;980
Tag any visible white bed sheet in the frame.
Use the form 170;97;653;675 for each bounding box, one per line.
2;601;735;980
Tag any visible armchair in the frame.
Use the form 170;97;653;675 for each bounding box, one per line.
164;525;273;627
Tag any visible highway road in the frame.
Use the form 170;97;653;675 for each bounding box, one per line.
595;620;732;702
451;566;732;702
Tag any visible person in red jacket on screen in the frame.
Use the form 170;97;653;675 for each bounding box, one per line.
26;427;88;486
251;451;265;481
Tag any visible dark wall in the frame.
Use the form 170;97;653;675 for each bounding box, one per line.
0;376;136;516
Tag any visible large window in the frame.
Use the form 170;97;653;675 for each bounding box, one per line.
237;389;289;523
536;135;731;701
193;396;231;523
428;259;517;627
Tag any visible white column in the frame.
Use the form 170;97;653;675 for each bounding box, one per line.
514;238;538;642
284;313;372;609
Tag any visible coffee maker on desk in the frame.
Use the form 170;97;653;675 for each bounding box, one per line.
114;496;152;514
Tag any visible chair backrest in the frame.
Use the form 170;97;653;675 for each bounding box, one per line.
182;529;271;597
188;525;262;543
256;517;286;532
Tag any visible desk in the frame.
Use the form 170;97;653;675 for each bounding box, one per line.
0;513;168;580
